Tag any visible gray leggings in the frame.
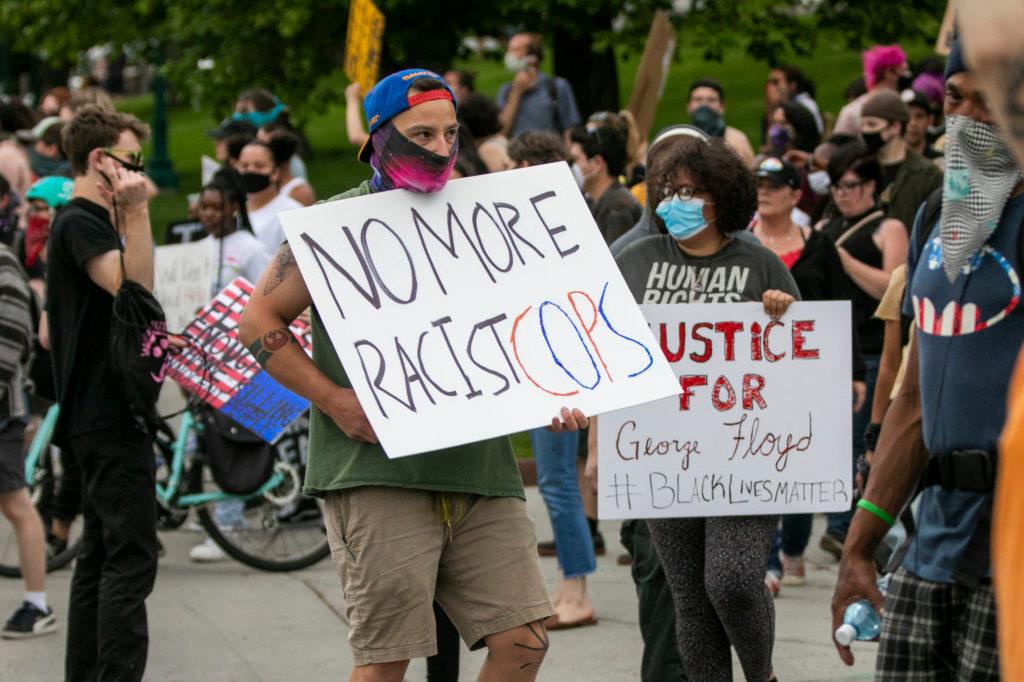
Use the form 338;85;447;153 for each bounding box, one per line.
647;515;778;682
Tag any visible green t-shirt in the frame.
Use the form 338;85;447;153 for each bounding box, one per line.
301;182;525;499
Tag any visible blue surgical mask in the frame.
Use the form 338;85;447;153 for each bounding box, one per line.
656;196;710;240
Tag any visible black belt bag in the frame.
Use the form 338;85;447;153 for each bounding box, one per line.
883;450;997;584
920;449;998;492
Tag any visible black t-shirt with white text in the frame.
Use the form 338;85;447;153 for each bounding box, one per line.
46;198;132;446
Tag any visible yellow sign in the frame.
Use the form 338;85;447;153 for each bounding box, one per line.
345;0;386;94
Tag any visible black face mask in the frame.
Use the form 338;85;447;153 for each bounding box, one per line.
862;130;886;154
240;172;272;194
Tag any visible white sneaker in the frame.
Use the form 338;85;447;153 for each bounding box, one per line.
189;538;227;563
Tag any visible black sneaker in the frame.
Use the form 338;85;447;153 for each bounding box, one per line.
1;602;57;639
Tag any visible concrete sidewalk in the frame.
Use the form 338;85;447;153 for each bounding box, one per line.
0;490;876;681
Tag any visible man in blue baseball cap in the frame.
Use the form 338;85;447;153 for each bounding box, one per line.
240;69;586;682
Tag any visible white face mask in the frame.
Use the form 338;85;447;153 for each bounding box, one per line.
807;170;831;196
504;52;531;73
571;163;586;190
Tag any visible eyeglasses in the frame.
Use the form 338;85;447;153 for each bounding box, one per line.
102;148;145;170
662;186;713;203
831;180;866;194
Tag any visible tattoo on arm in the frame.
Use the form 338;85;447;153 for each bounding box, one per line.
513;621;550;670
247;328;299;368
263;244;298;296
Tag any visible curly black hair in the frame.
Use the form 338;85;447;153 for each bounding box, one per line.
647;136;756;235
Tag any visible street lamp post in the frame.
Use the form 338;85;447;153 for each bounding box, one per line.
147;47;178;189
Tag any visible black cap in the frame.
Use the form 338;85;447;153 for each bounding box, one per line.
206;118;258;140
756;157;801;189
901;88;933;114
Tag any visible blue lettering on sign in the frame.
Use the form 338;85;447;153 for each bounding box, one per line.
539;300;601;390
221;371;309;443
597;282;653;377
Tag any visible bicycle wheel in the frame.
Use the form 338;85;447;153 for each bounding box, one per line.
197;416;330;572
0;443;83;578
196;475;330;572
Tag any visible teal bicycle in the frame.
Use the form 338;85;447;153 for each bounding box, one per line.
0;403;330;576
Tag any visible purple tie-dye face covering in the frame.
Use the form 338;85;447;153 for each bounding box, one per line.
369;121;458;193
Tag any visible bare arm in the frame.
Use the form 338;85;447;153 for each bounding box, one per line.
85;160;155;293
38;311;49;351
725;127;756;168
288;182;317;207
869;319;902;427
838;219;908;299
585;415;599;491
239;243;378;443
831;335;927;665
499;69;537;137
344;83;370;148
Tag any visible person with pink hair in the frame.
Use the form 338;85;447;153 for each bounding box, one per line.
834;45;911;135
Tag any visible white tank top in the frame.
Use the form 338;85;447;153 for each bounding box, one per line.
279;176;309;198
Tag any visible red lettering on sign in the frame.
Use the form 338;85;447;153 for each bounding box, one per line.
792;320;820;359
679;375;707;411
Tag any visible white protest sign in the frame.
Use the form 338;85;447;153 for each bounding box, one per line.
154;240;217;333
280;163;680;458
201;155;221;186
597;302;852;519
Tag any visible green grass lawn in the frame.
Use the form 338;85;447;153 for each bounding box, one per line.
125;33;935;459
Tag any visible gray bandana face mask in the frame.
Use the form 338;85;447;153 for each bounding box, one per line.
940;115;1022;281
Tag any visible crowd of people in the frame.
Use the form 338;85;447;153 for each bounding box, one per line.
0;9;1022;682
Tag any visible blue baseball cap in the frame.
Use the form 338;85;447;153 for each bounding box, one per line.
358;68;457;162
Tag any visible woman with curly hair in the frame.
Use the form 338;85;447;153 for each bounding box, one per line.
594;135;799;682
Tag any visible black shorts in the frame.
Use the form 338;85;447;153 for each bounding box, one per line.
0;420;26;495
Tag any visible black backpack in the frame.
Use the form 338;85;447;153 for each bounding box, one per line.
108;259;168;432
199;408;276;496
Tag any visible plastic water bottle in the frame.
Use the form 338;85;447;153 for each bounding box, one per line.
834;600;881;645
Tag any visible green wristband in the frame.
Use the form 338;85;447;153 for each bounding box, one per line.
857;499;895;528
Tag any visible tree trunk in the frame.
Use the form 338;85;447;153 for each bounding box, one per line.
551;11;620;121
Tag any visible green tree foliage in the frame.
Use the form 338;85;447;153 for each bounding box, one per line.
0;0;944;118
683;0;946;65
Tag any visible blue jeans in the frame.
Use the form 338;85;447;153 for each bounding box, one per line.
530;428;595;579
766;514;814;574
826;353;881;541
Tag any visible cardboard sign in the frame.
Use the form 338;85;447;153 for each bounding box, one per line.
597;302;852;519
344;0;385;95
627;10;676;141
166;278;311;442
280;163;681;458
154;240;217;334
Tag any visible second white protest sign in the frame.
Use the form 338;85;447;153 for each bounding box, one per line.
280;163;680;458
597;302;853;519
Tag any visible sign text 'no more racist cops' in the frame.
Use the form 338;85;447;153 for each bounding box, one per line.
280;163;681;458
598;302;853;519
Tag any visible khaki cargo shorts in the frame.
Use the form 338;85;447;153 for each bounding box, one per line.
323;487;553;666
